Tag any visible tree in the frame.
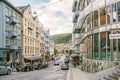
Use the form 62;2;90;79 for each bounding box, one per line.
68;49;73;55
54;48;58;55
66;50;69;53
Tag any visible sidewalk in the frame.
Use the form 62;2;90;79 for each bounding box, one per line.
66;65;94;80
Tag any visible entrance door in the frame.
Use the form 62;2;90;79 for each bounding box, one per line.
110;30;120;61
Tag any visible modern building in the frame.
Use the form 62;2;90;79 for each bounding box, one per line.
0;0;22;64
17;5;42;62
39;23;45;55
44;29;50;54
49;39;54;55
72;0;120;73
44;29;50;62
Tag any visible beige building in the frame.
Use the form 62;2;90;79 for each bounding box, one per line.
17;5;44;61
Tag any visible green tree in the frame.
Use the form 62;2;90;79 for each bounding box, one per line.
68;49;73;55
66;50;69;53
54;48;58;55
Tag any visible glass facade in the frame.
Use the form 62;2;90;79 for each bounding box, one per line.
73;0;120;61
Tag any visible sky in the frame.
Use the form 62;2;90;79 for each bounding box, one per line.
8;0;73;35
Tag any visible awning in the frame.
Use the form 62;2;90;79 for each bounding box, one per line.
24;55;42;60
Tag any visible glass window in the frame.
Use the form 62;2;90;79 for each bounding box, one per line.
6;37;9;46
100;7;106;26
100;32;106;60
93;34;99;59
118;39;120;60
10;10;13;16
117;2;120;21
112;3;117;22
87;14;92;31
107;5;111;24
87;36;93;59
5;7;9;16
93;11;98;27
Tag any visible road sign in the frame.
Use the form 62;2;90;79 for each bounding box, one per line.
109;34;120;39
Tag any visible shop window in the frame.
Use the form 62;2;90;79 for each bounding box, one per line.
100;32;106;60
112;3;117;22
100;7;106;26
93;34;99;59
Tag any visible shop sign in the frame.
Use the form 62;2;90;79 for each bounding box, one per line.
109;34;120;39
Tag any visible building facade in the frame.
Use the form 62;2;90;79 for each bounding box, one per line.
49;39;54;55
44;29;50;54
17;5;42;61
72;0;120;72
0;0;22;64
39;24;45;55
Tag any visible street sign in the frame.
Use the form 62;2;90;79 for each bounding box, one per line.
109;34;120;39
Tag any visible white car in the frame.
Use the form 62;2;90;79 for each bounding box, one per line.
54;60;59;65
61;64;69;70
0;63;12;75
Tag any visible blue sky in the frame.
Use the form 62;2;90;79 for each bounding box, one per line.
9;0;73;35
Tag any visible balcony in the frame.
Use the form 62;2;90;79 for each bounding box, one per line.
9;30;18;38
73;14;79;23
9;45;18;50
72;1;77;12
73;24;80;33
9;16;18;25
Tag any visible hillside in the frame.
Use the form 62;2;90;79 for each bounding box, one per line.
51;33;72;44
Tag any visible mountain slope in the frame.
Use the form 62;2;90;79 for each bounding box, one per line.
51;33;72;44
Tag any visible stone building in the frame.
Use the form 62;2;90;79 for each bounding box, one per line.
17;5;43;62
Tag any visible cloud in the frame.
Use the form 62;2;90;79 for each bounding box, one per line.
33;0;73;35
9;0;73;35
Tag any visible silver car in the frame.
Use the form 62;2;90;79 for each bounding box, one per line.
0;63;12;75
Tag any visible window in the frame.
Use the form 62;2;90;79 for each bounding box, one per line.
93;11;98;27
112;3;117;22
5;7;9;16
107;5;111;24
93;34;99;59
6;37;9;46
117;2;120;21
5;23;9;31
10;10;13;16
100;7;106;26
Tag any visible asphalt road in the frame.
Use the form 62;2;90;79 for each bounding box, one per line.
0;56;67;80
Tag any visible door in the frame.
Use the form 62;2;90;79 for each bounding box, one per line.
110;30;120;61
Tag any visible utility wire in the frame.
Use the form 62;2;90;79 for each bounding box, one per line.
34;0;63;14
39;0;63;9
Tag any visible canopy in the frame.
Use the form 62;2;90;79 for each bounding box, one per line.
24;55;41;60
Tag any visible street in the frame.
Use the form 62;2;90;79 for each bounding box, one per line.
0;56;68;80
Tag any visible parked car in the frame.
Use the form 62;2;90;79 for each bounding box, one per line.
61;64;69;70
18;63;34;72
54;60;59;65
0;63;12;75
33;62;42;70
42;62;48;68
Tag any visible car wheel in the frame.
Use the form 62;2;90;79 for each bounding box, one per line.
7;70;11;75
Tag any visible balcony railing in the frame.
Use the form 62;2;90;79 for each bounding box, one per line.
9;30;18;38
9;16;18;25
73;12;79;23
9;45;18;50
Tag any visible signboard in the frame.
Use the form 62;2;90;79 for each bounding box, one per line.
109;34;120;39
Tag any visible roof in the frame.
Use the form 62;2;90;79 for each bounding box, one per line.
16;5;30;13
0;0;22;15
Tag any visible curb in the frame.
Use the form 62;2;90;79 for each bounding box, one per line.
66;68;74;80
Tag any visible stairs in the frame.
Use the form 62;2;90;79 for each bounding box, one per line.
102;71;120;80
